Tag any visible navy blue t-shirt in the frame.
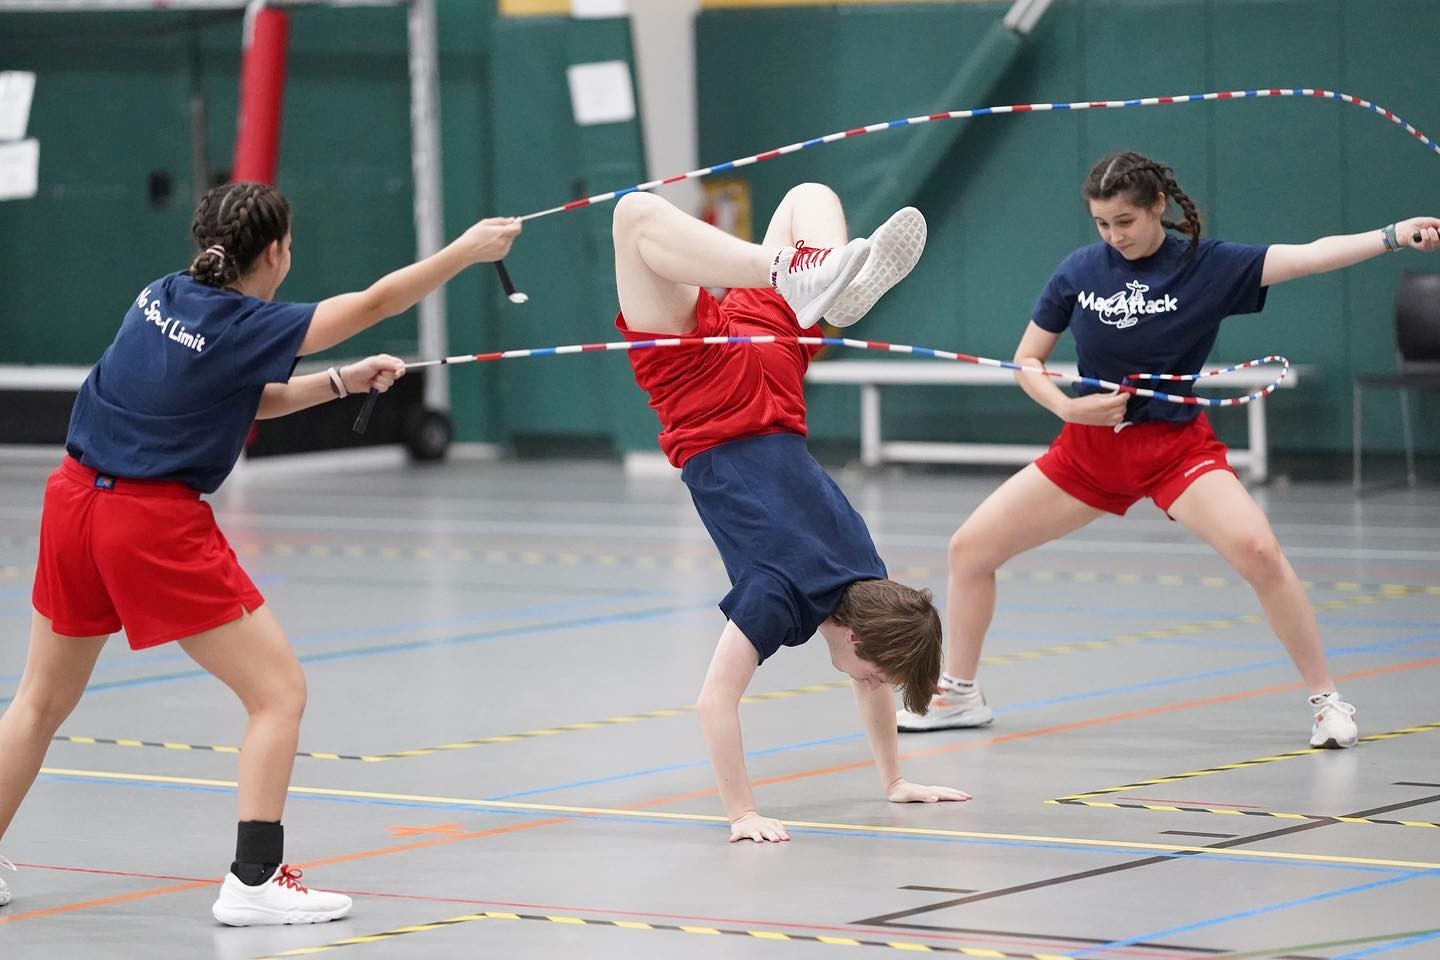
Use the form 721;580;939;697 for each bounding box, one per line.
682;432;887;664
66;272;314;493
1031;235;1270;424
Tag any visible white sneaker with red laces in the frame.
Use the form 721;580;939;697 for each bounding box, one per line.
824;206;928;329
211;864;351;926
1309;692;1358;749
771;237;871;329
0;854;14;907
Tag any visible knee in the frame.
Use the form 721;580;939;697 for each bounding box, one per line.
948;525;997;577
9;684;81;733
1229;534;1286;586
612;191;667;244
249;665;307;722
783;181;839;207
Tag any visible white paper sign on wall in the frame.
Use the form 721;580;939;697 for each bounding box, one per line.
566;60;636;126
0;139;40;201
572;0;628;18
0;71;36;142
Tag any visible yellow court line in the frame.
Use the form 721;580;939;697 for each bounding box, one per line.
1056;721;1440;801
252;910;1078;960
48;584;1426;763
47;681;854;763
37;767;1440;872
1048;798;1440;830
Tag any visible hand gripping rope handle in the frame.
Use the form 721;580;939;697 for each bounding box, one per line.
351;336;1289;435
488;85;1438;298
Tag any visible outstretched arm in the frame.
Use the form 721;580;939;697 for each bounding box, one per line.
256;355;404;420
852;680;971;804
299;217;522;355
1261;217;1440;287
697;621;789;842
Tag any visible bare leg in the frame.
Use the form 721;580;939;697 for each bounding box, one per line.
761;181;849;250
612;182;852;334
1167;471;1335;694
0;612;108;840
947;464;1105;680
179;605;306;821
613;192;777;334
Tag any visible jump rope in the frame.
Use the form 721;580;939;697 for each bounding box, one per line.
354;87;1438;433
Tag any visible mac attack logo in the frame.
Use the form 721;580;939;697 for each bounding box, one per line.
1076;280;1178;329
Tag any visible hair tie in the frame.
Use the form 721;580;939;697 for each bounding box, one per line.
204;244;226;262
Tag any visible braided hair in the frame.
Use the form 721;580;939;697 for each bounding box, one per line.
187;182;291;288
1083;151;1202;259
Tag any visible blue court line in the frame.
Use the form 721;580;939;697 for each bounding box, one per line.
1319;617;1440;630
1329;631;1440;655
1330;929;1440;959
0;590;668;689
27;772;1407;874
498;626;1440;801
1067;868;1440;958
999;602;1249;619
0;602;713;707
487;733;864;800
485;654;1295;801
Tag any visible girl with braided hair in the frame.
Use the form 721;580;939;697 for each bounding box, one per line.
0;181;519;923
898;150;1440;748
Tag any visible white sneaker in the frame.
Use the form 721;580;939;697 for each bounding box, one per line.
771;237;871;329
823;206;928;328
211;865;352;926
1309;692;1358;749
897;680;994;732
0;854;14;907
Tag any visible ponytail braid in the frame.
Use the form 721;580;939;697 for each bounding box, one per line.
187;182;291;288
1083;151;1204;259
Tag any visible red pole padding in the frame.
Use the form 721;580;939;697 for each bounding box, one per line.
232;7;290;185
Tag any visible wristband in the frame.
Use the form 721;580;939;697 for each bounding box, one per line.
327;366;348;398
1381;223;1400;252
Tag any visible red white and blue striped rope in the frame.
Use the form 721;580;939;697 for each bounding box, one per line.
518;88;1438;221
405;337;1289;408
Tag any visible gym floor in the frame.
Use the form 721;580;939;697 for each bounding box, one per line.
0;449;1436;960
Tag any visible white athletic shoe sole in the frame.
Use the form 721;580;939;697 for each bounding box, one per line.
896;695;994;732
211;870;352;927
823;206;927;329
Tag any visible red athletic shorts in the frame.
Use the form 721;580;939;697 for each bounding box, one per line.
1033;413;1235;517
31;456;264;648
617;286;821;468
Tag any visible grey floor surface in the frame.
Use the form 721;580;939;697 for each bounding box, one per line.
0;448;1437;960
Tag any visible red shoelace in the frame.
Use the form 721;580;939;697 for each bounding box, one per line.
271;865;309;892
788;241;831;272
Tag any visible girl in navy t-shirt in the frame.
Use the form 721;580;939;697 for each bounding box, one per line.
897;151;1440;750
0;182;519;923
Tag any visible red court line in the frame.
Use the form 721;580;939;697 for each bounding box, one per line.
630;657;1440;807
3;861;1201;958
0;818;572;926
11;655;1437;927
0;879;214;925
